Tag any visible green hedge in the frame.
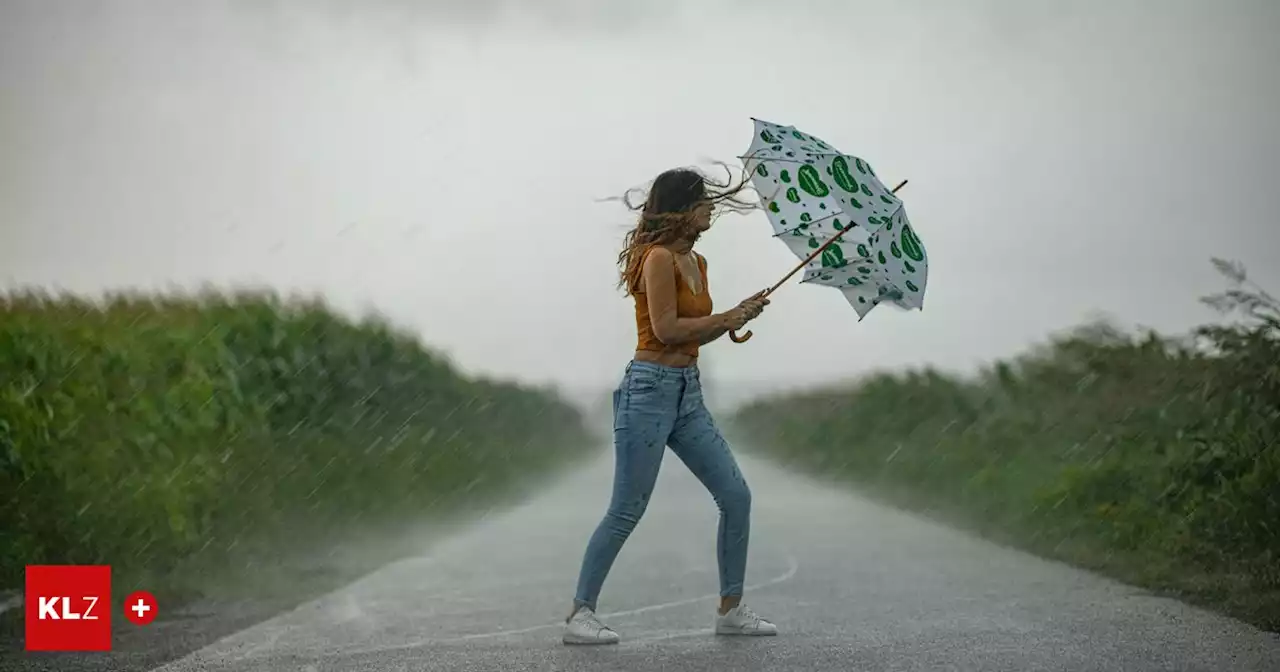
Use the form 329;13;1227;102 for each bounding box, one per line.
728;260;1280;630
0;289;594;590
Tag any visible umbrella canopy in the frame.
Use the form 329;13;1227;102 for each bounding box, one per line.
740;118;929;322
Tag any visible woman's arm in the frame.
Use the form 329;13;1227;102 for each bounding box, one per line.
643;247;738;346
698;324;730;345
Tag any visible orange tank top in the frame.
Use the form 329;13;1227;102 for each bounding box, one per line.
633;247;714;357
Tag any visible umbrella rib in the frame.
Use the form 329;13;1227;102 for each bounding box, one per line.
759;200;904;237
768;210;844;235
797;266;877;285
739;153;841;163
739;151;870;165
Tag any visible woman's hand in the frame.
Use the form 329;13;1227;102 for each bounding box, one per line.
722;292;770;330
740;292;770;319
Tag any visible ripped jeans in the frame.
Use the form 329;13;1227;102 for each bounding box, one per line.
572;360;753;611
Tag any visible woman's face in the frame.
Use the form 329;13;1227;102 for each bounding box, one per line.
690;200;714;232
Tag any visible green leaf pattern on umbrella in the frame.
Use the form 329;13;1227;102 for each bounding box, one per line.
747;130;872;277
745;117;928;321
803;210;928;313
747;140;845;237
873;208;929;309
800;261;895;319
776;226;871;276
746;119;904;235
824;154;902;234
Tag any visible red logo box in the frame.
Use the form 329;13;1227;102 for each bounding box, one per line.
25;565;112;652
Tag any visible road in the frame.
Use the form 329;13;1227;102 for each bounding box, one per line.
141;451;1277;672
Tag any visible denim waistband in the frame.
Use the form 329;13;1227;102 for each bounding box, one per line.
625;360;700;381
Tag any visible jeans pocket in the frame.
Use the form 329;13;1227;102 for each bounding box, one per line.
611;387;624;431
628;370;660;395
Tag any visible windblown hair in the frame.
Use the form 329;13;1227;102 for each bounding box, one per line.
615;162;757;295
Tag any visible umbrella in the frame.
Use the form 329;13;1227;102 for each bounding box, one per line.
729;117;929;343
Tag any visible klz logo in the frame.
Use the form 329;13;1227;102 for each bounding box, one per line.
25;565;112;652
38;595;102;620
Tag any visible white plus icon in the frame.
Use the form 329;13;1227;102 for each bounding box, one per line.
124;590;157;625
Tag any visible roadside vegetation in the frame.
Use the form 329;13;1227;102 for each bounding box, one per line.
728;259;1279;631
0;289;595;603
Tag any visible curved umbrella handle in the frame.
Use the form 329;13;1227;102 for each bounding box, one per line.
729;329;753;343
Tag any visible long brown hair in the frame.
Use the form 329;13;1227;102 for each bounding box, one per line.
615;162;756;295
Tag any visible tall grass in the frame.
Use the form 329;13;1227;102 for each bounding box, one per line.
0;288;595;593
728;260;1279;630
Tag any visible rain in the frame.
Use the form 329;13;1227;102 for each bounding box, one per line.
1;0;1279;670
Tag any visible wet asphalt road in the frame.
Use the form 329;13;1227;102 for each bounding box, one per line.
144;452;1279;672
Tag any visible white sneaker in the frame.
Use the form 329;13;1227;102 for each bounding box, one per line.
715;604;777;636
563;606;620;645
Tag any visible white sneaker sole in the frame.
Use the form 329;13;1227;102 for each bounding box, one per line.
562;632;620;645
715;624;778;636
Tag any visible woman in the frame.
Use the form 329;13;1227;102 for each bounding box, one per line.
563;166;776;645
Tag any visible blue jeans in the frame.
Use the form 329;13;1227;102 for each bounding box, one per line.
573;360;753;611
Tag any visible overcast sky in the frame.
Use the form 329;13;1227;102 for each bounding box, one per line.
2;0;1278;396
